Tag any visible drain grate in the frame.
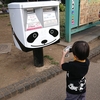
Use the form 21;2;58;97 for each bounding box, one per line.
0;43;12;54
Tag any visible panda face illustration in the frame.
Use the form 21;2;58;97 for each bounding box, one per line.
27;28;59;48
27;32;39;43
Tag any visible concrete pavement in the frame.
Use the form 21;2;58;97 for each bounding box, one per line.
7;58;100;100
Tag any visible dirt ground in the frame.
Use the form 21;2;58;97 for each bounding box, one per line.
0;14;64;88
0;14;100;89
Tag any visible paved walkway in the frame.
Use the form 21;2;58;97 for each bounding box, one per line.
8;59;100;100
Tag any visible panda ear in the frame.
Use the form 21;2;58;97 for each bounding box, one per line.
27;32;38;43
49;29;58;37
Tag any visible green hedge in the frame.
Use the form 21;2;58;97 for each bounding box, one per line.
5;0;12;4
59;3;65;12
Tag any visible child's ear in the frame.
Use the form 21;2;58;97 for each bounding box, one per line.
73;55;77;60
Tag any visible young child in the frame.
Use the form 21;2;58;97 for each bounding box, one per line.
60;41;90;100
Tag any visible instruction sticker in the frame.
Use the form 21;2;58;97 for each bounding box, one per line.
26;13;42;31
43;11;57;27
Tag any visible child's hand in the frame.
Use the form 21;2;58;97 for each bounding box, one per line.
60;49;69;68
63;46;72;57
62;49;69;57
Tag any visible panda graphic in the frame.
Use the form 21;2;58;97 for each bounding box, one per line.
68;77;86;92
27;28;59;47
13;28;60;52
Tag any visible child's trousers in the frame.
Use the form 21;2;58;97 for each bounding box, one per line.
65;92;86;100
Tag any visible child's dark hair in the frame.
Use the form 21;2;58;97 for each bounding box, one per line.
72;41;90;60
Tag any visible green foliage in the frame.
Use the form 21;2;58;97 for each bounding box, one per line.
0;14;8;17
1;0;11;4
5;0;12;4
0;5;2;8
59;3;66;39
44;55;53;61
59;3;65;12
0;4;7;8
44;55;59;65
60;11;65;39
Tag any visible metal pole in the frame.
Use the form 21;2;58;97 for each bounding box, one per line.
33;48;44;67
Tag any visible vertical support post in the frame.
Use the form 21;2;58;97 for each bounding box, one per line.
33;48;44;67
65;0;72;42
65;0;79;42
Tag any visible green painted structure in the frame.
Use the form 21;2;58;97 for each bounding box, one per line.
65;0;100;42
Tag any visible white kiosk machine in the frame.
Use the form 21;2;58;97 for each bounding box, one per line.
8;1;60;52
